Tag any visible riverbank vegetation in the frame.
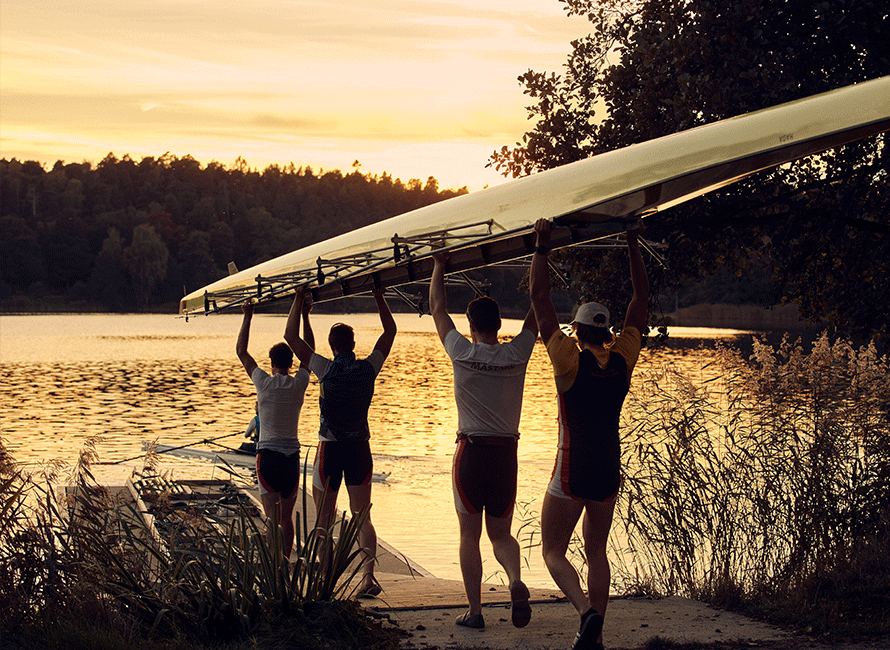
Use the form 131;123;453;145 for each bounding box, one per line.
0;443;403;650
615;332;890;637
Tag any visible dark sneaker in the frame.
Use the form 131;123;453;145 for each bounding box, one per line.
509;579;532;628
455;611;485;628
571;607;604;650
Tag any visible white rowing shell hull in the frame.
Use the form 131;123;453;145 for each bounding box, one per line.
181;76;890;315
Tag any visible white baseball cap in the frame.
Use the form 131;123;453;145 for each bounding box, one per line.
572;302;610;328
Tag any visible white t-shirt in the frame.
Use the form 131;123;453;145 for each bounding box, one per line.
444;328;536;439
250;367;310;453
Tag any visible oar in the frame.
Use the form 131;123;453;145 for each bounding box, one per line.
104;432;243;464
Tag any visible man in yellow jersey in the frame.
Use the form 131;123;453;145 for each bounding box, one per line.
530;218;649;650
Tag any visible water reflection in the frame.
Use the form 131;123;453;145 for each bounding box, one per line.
0;313;750;586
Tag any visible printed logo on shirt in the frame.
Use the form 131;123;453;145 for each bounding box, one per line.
467;361;518;372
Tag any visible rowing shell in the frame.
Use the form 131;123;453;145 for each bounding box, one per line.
142;441;392;483
180;76;890;317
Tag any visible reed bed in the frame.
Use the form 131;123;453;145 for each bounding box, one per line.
614;332;890;634
0;444;401;649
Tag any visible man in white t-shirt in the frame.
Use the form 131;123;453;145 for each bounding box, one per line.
236;297;312;559
429;252;538;630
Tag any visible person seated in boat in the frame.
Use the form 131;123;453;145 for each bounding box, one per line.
236;296;313;559
284;285;397;599
429;250;538;630
239;401;259;454
530;218;649;650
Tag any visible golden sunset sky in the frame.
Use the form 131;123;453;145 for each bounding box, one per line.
1;0;590;190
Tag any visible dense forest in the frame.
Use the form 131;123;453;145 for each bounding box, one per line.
0;154;468;312
0;152;788;321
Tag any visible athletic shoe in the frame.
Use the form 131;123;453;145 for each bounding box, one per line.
455;611;485;628
509;579;532;628
571;607;604;650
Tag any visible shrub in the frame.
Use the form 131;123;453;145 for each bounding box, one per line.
614;332;890;635
0;441;398;648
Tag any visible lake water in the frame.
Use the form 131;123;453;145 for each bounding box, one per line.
0;312;749;588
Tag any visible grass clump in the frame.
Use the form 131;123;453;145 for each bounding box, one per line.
614;331;890;637
0;442;402;650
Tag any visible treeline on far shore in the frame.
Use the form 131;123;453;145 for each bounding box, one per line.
0;153;802;324
0;154;469;313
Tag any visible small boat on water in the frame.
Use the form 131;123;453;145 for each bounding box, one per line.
142;440;392;483
122;474;428;578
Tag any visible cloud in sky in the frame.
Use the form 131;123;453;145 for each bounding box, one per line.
0;0;590;189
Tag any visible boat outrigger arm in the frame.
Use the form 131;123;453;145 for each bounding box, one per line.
182;75;890;318
198;217;655;315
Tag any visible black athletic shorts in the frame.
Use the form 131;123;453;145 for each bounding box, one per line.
452;436;518;518
312;440;373;493
256;448;301;498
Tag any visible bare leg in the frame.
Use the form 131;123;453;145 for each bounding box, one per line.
582;498;615;640
484;509;521;584
312;485;339;571
346;483;377;590
540;491;589;614
260;492;282;552
278;492;299;559
260;491;299;560
486;508;531;627
456;510;484;615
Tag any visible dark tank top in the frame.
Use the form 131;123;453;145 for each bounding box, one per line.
560;348;629;499
318;351;377;441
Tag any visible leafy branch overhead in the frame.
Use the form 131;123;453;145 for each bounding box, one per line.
490;0;889;341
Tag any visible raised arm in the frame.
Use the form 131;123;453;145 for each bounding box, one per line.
530;219;560;343
300;289;315;368
236;301;258;378
624;220;650;332
429;252;457;344
520;306;539;338
284;286;315;367
372;288;397;360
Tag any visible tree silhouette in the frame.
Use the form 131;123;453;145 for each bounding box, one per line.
124;224;169;311
490;0;889;340
89;228;131;311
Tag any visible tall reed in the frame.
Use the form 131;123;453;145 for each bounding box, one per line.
613;332;890;633
0;443;394;648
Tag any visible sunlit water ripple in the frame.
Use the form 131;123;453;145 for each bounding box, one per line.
0;313;745;587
